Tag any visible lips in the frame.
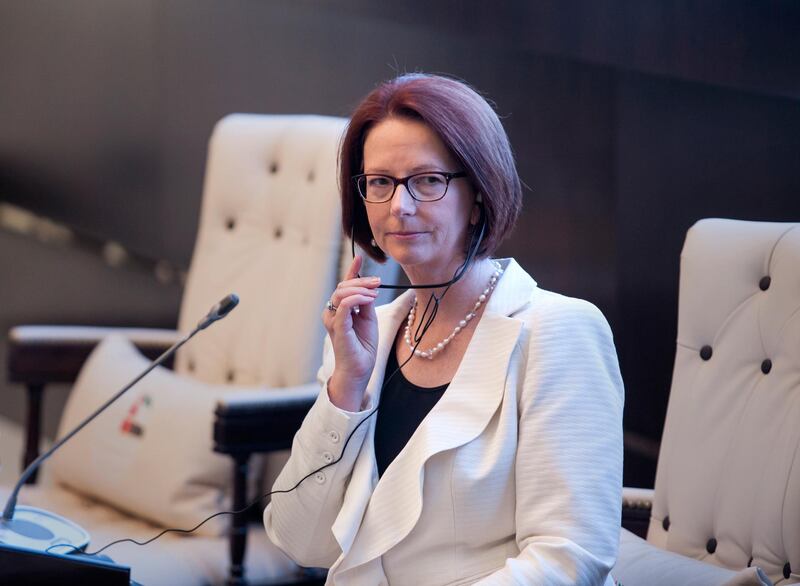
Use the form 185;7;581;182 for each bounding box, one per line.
387;231;426;239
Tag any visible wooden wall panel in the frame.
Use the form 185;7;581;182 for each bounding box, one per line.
1;1;798;484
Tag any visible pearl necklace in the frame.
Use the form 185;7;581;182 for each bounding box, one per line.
404;261;503;360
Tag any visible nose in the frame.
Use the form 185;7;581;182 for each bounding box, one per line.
390;183;416;217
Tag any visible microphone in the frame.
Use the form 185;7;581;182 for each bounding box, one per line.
0;294;239;553
196;293;239;330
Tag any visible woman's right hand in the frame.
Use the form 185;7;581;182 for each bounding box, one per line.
321;255;380;411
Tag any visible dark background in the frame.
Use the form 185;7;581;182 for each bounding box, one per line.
1;1;798;487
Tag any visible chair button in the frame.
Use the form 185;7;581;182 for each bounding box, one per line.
662;516;670;531
269;162;279;174
226;370;235;382
706;538;717;554
274;226;283;239
700;345;713;361
328;430;341;443
226;218;236;230
784;563;791;579
759;276;771;291
761;359;772;374
322;451;334;463
314;472;326;484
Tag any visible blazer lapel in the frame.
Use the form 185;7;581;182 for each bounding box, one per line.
336;258;536;576
331;290;415;556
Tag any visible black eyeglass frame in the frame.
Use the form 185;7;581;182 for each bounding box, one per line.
353;171;468;203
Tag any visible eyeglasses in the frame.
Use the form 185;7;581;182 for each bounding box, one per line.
353;171;467;203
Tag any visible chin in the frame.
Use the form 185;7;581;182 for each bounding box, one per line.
391;249;463;276
383;244;431;268
387;252;425;269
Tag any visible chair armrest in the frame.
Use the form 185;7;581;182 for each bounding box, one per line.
212;384;320;586
7;325;181;483
621;486;654;539
623;486;654;509
613;528;772;586
8;325;182;384
213;383;319;455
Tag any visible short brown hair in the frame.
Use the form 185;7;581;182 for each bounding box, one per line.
339;74;522;262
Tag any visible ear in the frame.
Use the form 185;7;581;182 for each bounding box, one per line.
470;194;482;226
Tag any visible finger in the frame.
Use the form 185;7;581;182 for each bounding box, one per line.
331;286;379;306
337;277;379;289
322;307;337;333
334;294;376;324
336;275;381;290
321;298;345;329
324;292;374;328
344;255;363;281
356;295;377;320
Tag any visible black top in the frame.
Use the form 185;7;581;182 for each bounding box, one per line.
374;346;449;477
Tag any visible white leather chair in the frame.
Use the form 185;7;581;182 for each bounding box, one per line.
3;114;399;585
614;219;800;586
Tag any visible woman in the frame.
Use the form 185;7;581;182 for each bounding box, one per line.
265;74;624;585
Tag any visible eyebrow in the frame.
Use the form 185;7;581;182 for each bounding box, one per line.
363;165;447;175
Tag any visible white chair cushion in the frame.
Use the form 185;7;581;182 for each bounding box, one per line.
175;114;349;389
614;529;772;586
650;220;800;583
2;484;296;586
50;335;265;536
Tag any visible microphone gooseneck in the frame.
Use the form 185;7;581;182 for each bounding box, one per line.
0;293;239;551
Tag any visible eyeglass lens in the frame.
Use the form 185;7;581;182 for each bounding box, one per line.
358;173;450;202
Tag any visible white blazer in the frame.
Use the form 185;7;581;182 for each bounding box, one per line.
265;259;624;585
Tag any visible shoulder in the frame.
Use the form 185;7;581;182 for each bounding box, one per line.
512;288;618;381
486;257;614;350
518;288;612;341
533;288;608;323
514;289;624;410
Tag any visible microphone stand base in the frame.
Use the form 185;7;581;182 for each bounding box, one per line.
0;508;129;585
0;505;90;553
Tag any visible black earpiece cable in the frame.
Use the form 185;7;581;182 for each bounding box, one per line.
51;212;488;558
351;205;486;291
49;317;435;557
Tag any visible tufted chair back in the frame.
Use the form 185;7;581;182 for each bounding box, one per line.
175;113;396;388
649;219;800;584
